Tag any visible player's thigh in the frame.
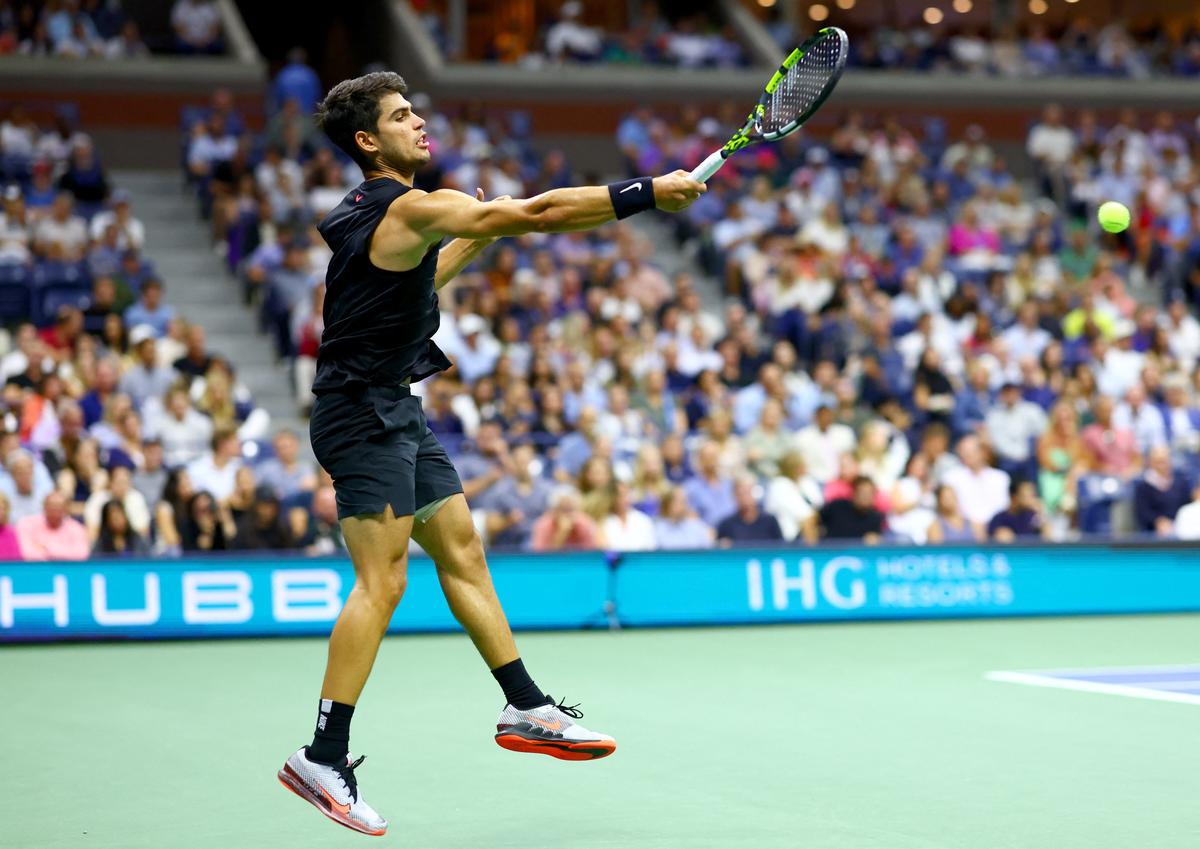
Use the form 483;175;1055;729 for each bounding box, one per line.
411;494;486;577
341;505;416;599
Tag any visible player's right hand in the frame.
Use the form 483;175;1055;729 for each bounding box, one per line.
653;170;706;213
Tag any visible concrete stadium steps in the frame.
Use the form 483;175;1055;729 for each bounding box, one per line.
112;169;306;443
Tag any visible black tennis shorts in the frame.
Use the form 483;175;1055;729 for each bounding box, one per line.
309;384;463;521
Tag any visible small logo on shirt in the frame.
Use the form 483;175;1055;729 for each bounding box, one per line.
355;194;364;202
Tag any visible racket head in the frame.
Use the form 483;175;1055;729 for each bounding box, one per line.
720;27;849;157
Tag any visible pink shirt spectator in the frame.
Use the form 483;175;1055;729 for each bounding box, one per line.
16;513;90;561
1081;423;1138;477
530;513;598;551
0;525;22;560
823;479;891;513
947;223;1001;256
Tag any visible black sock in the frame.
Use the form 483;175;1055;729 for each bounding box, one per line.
491;658;549;709
307;699;354;764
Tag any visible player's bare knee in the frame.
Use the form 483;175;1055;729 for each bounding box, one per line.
358;556;408;609
440;531;488;579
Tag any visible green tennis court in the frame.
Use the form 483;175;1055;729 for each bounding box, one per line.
5;614;1198;849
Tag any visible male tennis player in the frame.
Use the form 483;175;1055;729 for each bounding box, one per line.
276;71;704;836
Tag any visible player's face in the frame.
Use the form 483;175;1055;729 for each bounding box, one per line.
372;92;429;171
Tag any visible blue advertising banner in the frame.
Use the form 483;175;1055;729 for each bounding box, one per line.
613;545;1200;626
0;552;610;642
3;545;1198;642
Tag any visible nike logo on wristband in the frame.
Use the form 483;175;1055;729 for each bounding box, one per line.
619;182;642;193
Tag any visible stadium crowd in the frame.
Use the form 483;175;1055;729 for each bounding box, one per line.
179;54;1200;555
0;0;221;58
5;45;1200;559
779;17;1200;79
419;0;747;69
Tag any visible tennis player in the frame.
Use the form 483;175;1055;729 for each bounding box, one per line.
276;71;704;836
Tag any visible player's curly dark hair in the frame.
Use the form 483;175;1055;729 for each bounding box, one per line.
316;71;408;170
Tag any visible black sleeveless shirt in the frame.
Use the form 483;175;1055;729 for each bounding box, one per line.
312;177;452;394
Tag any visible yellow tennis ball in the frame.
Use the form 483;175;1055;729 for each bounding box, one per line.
1098;201;1130;233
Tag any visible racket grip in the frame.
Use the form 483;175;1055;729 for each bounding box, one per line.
689;150;727;183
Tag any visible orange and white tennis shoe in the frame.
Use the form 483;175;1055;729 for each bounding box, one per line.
494;697;616;761
277;747;387;836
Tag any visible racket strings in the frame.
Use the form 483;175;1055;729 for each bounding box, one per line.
763;35;845;134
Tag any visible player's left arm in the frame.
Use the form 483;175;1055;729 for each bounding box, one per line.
434;189;510;290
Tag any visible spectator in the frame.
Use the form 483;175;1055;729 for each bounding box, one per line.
90;189;144;251
818;475;885;543
1112;384;1167;455
1;449;52;522
793;403;855;484
925;484;984;543
530;486;598;551
123;278;175;338
225;465;258;521
299;486;345;556
151;386;214;467
682;440;735;527
119;325;177;410
32;191;87;260
600;481;657;551
1026;104;1075;200
173;324;215;381
153;467;193;555
0;184;32;264
743;398;792;478
652;485;714;549
83;464;149;540
79;356;119;428
255;428;316;501
545;1;602;63
764;451;822;543
716;476;783;546
888;454;938;544
478;440;553;549
38;307;84;361
449;314;501;383
457;419;512;502
1081;395;1141;480
186;427;242;503
0;492;23;560
1133;445;1192;537
105;19;150;59
57;139;109;207
172;0;223;54
1173;484;1200;541
16;491;89;561
576;455;615;524
942;434;1012;527
180;490;235;552
92;499;149;557
132;437;168;507
988;478;1048;541
1036;400;1085;519
234;485;295;550
271;47;322;113
985;382;1047;478
187;113;237;182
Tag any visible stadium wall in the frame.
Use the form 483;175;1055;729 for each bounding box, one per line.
3;544;1199;642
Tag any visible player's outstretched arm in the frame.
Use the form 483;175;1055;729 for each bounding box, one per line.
399;170;704;243
433;189;509;290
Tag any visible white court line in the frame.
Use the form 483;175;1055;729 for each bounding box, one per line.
985;670;1200;706
1011;663;1200;676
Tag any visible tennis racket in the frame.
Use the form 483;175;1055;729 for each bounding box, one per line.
689;27;849;183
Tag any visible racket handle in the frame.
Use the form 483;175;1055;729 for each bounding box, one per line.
689;150;727;183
